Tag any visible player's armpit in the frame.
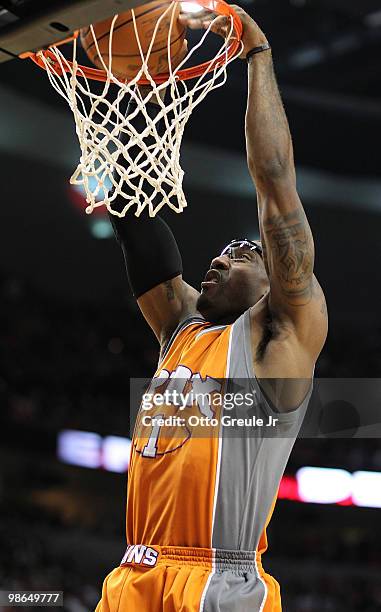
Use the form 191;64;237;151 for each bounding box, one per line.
137;277;200;345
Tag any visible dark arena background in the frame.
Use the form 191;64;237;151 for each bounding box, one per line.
1;0;381;610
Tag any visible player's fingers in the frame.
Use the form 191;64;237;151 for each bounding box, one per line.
179;8;211;20
179;15;211;30
179;12;233;39
179;9;213;28
209;15;233;38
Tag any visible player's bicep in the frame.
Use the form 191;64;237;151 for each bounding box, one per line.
272;275;328;357
137;276;200;343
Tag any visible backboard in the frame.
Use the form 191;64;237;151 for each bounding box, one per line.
0;0;146;63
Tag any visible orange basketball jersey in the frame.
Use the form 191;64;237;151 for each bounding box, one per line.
97;311;310;612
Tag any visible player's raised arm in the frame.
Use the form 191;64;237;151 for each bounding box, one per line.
110;86;200;347
239;9;327;356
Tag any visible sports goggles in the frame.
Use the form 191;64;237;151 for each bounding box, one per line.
220;239;263;260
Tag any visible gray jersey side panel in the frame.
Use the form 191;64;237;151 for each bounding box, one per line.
212;309;311;552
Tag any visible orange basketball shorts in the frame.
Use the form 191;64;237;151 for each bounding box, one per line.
95;545;281;612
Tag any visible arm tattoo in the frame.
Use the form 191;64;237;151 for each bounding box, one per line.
264;210;314;304
164;280;175;302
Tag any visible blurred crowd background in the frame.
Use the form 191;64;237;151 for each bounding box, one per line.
1;0;381;610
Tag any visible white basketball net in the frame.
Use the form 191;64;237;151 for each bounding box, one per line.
37;1;241;217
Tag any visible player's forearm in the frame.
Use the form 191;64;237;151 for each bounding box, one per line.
245;53;315;303
245;53;295;190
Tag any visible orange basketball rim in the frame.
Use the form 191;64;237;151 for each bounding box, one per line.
22;0;243;84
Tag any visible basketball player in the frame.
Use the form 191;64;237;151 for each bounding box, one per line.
97;5;328;611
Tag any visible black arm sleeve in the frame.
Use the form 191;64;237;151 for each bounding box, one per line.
109;99;183;299
110;212;182;299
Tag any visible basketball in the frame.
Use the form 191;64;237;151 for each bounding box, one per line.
80;0;186;79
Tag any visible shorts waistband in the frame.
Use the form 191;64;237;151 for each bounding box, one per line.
120;545;261;573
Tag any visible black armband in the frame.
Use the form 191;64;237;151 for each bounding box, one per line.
109;97;183;298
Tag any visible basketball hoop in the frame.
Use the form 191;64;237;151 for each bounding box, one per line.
24;0;243;217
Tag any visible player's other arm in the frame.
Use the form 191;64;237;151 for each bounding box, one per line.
242;12;327;359
137;266;200;346
110;87;200;346
111;211;200;344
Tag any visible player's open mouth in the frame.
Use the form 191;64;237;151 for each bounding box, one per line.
201;269;222;291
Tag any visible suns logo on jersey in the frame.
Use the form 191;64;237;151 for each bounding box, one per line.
121;545;159;567
134;365;223;458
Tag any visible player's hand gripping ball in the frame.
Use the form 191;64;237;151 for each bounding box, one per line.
179;4;268;59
